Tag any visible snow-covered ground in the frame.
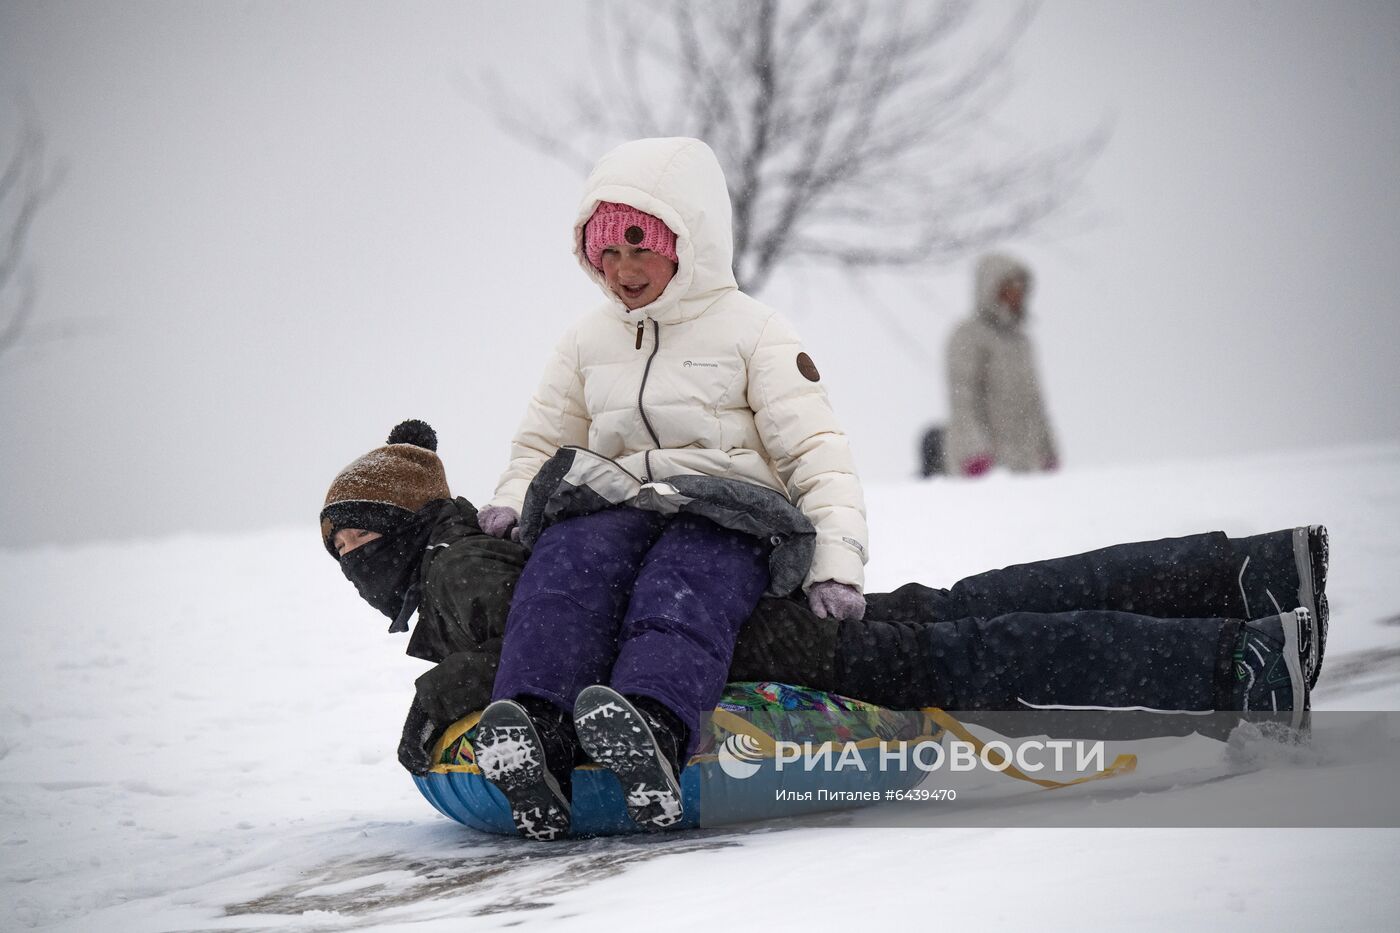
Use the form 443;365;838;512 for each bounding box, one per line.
3;445;1400;931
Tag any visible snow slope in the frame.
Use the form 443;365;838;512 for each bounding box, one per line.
3;445;1399;931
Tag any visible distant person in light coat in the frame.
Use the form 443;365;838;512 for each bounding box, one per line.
944;252;1059;477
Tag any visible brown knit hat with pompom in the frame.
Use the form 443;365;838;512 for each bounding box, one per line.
320;420;451;557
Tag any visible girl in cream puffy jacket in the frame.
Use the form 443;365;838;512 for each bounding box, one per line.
482;137;868;598
471;138;869;839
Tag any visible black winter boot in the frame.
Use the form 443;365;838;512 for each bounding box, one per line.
1233;526;1329;689
472;696;579;841
629;695;689;778
573;685;689;831
1231;609;1311;731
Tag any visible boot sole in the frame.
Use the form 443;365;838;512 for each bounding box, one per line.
473;701;572;841
573;686;684;830
1292;525;1329;689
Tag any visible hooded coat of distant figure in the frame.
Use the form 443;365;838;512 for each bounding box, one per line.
944;253;1059;474
487;137;868;592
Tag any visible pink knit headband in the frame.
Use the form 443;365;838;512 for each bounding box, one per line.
583;202;678;270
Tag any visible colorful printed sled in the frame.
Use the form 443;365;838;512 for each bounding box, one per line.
412;682;940;836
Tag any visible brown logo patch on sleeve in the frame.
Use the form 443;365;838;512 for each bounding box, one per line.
796;352;820;382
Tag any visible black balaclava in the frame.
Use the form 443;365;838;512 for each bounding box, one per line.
338;508;438;632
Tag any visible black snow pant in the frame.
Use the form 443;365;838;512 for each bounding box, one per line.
832;532;1261;738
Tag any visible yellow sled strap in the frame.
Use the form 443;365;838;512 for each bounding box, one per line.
920;708;1137;789
708;708;782;755
429;711;484;774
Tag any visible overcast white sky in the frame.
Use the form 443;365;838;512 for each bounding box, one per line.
1;1;1397;548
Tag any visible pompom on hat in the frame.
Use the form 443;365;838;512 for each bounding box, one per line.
320;419;451;557
583;201;678;270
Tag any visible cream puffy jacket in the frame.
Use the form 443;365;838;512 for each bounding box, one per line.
488;137;868;591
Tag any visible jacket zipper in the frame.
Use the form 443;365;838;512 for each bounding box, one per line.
637;319;662;481
561;444;644;483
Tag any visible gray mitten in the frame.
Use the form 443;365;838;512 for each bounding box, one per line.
477;505;519;539
807;580;867;621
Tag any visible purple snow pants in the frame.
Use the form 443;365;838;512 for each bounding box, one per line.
491;506;770;750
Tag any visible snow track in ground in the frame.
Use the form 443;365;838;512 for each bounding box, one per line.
3;445;1399;930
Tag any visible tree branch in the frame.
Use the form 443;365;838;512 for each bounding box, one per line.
468;0;1105;302
1;110;64;360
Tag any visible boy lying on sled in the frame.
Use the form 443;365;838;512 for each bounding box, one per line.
322;421;1326;838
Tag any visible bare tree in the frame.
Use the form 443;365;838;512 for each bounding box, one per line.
1;110;63;359
478;0;1106;293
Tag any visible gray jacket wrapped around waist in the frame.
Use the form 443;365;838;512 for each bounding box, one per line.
517;445;816;597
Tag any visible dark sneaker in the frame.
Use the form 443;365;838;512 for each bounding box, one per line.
1233;609;1310;730
573;686;686;830
472;699;573;841
1234;525;1329;689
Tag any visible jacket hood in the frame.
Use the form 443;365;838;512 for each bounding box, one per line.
974;252;1034;330
573;137;738;325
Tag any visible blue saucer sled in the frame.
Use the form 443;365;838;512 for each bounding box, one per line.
412;682;939;836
